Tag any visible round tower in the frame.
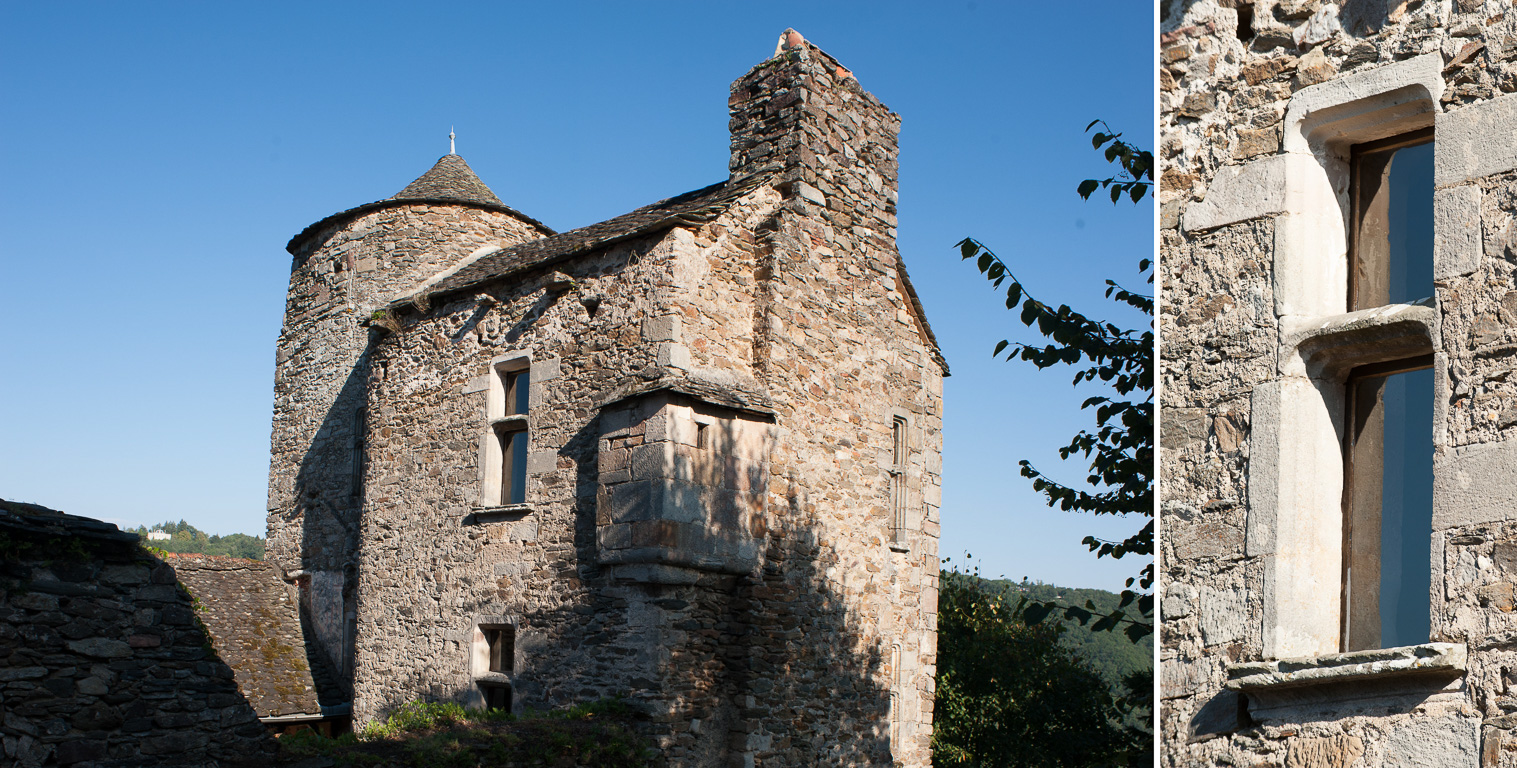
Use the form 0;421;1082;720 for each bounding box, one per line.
266;150;552;688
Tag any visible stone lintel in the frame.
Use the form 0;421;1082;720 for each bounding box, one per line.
1280;301;1435;379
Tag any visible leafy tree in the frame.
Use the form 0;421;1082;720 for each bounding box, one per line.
932;570;1131;767
955;121;1153;642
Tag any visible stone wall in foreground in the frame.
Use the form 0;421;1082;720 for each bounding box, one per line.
0;502;273;768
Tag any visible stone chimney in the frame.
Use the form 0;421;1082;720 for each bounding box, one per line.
728;29;900;246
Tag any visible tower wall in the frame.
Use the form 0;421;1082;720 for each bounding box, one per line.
268;201;546;684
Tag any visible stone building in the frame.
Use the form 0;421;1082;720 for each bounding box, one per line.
1161;1;1517;766
267;29;945;766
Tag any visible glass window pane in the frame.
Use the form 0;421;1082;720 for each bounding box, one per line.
1379;367;1433;647
503;430;528;505
1386;142;1434;305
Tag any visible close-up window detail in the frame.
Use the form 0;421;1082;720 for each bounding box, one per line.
1161;1;1517;763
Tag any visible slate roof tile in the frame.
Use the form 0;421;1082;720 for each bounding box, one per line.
168;554;328;717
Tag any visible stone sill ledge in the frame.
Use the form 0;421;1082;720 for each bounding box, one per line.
1226;642;1466;691
466;504;533;524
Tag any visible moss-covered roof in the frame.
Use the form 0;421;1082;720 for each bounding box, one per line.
168;554;331;717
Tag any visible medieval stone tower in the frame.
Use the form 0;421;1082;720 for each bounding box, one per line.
268;30;944;766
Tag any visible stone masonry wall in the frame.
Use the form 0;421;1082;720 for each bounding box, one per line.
344;36;942;767
267;201;546;685
728;38;943;766
1161;1;1517;765
0;506;273;768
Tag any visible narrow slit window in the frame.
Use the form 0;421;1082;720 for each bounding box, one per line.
890;416;909;545
1350;130;1434;311
890;642;902;756
1342;359;1434;651
892;416;908;467
499;427;528;506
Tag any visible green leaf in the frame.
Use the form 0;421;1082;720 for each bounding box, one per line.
993;340;1009;357
977;252;993;272
960;240;978;260
1129;183;1147;203
1109;185;1123;204
1077;179;1099;199
1085;118;1101;131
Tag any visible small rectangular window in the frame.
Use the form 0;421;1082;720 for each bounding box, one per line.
1342;358;1434;651
485;626;515;674
479;682;512;712
503;369;530;415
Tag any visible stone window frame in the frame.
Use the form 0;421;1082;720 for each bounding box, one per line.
1244;53;1455;662
478;352;533;514
888;409;913;553
469;614;518;713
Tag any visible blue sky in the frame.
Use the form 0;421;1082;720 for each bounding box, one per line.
0;2;1153;592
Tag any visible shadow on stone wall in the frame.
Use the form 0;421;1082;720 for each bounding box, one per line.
289;344;373;703
511;414;896;764
0;502;275;767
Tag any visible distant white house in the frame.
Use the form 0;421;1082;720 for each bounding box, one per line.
146;531;171;541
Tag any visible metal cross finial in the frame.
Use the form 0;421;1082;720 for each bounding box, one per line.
449;127;456;155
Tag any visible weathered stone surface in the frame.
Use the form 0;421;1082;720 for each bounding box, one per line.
1384;716;1480;767
1162;3;1517;763
1435;184;1484;279
273;31;943;768
1182;156;1290;233
0;502;273;765
1227;643;1467;690
1436;94;1517;185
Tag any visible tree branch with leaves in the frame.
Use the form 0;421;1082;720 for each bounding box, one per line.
956;119;1154;643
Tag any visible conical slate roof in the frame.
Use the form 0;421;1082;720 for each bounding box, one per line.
391;153;504;206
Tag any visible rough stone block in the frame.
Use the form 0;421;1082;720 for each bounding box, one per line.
1434;184;1483;279
1383;716;1479;768
1433;438;1517;529
1436;93;1517;186
1182;156;1290;233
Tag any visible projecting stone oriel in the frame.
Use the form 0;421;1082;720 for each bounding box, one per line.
390;153;506;207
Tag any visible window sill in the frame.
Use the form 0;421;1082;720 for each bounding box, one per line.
1225;642;1466;692
888;542;910;553
490;415;528;430
466;504;533;524
473;671;512;684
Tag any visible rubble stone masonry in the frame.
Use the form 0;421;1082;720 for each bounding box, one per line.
270;33;944;768
1162;0;1517;765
